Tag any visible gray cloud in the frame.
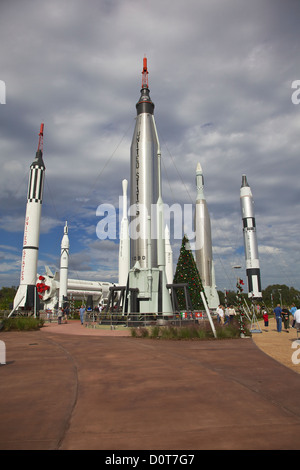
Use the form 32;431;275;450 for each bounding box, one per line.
0;0;299;292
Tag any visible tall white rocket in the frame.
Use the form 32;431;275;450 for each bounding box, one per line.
59;221;69;308
125;57;173;316
129;57;159;269
118;179;130;286
13;123;45;311
194;162;219;309
240;174;262;299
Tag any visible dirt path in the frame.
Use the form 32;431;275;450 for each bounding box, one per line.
251;317;300;375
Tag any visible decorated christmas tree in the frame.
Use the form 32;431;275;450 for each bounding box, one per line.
236;277;247;337
173;235;206;310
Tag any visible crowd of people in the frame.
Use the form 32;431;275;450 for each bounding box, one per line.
215;305;237;325
271;303;300;333
215;302;300;333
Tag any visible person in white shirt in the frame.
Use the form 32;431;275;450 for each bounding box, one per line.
228;305;236;322
216;305;224;325
294;307;300;328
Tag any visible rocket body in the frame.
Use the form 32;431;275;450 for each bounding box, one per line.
240;174;262;299
119;179;130;285
59;222;69;308
125;58;173;316
194;163;213;287
129;76;158;269
194;162;219;309
13;125;45;310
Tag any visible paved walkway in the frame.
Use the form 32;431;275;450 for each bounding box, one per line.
0;320;300;450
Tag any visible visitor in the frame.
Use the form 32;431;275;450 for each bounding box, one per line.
216;305;224;325
63;306;69;322
294;307;300;330
290;304;297;328
262;307;268;327
273;304;282;333
281;306;290;331
79;305;86;325
57;308;63;325
228;305;236;322
224;306;230;324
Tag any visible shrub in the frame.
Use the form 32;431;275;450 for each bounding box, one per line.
150;325;160;338
0;316;44;331
130;319;249;341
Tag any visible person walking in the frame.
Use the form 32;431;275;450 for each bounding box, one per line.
79;305;86;325
262;307;269;327
228;305;236;322
57;308;63;325
281;306;290;331
290;304;297;328
273;304;282;333
294;307;300;330
216;305;224;325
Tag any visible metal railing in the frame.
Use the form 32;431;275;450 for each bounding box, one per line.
83;310;211;329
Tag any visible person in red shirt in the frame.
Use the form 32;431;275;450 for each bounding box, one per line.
262;307;268;327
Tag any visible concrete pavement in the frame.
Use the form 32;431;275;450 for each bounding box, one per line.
1;321;300;450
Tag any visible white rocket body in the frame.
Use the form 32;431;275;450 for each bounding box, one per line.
118;179;130;286
240;175;262;299
194;162;219;309
37;266;113;311
59;222;69;308
13;126;45;311
130;113;159;269
125;58;173;316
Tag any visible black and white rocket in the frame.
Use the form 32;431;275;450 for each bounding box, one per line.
194;162;219;309
240;174;262;299
59;221;69;309
13;123;45;311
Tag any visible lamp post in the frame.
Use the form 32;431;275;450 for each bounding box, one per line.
278;289;282;307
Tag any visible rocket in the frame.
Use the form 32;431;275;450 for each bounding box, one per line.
125;57;173;316
13;123;45;311
118;179;130;286
240;174;262;299
59;221;69;309
194;162;219;309
129;56;159;269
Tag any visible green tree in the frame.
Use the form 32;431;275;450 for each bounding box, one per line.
0;286;17;310
262;284;300;307
173;235;206;310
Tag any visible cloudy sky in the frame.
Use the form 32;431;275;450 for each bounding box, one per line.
0;0;299;295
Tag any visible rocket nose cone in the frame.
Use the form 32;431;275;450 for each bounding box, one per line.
122;179;128;194
241;174;249;188
136;87;154;115
196;162;202;173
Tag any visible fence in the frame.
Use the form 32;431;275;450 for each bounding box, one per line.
84;310;211;329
